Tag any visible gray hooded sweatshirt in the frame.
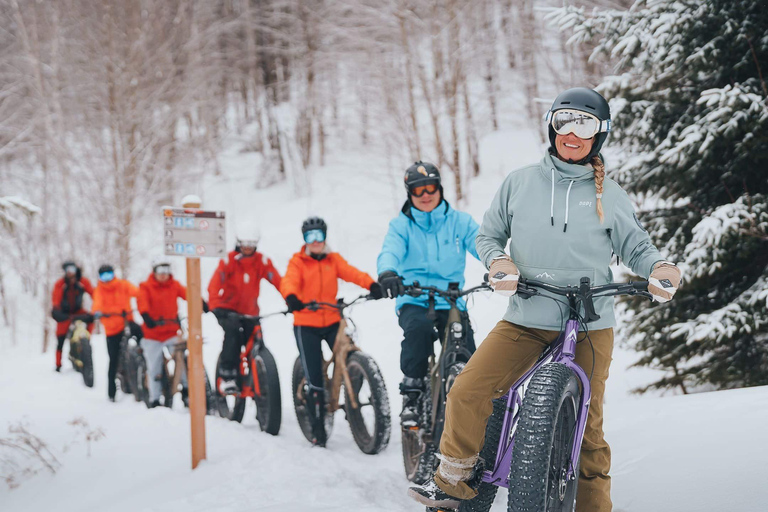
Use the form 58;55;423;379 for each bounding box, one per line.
476;151;663;331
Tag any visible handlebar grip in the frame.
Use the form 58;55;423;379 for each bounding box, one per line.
483;273;489;283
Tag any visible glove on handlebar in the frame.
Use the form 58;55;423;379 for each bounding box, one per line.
369;282;384;300
285;294;305;312
141;313;157;328
378;271;405;298
488;256;520;297
51;309;69;323
648;262;681;303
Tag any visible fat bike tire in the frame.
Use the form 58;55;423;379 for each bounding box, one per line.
252;345;281;435
507;363;580;512
344;351;391;454
80;340;95;388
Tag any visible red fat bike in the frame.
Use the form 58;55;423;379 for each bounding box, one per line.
215;311;283;435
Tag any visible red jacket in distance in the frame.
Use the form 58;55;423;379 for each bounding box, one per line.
52;276;94;336
138;273;187;342
280;246;374;328
207;250;282;316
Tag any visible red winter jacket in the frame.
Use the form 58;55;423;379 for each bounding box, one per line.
52;276;94;336
138;274;187;342
207;250;282;316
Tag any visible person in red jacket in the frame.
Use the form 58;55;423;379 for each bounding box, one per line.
208;226;282;394
92;264;140;402
51;261;94;372
138;258;188;408
280;216;383;446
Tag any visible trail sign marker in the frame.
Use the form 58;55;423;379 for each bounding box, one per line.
162;207;226;258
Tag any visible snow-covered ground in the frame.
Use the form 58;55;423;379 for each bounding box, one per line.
2;130;766;511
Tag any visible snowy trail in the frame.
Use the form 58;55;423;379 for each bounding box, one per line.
2;132;766;511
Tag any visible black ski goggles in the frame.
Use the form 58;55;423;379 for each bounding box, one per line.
409;182;439;197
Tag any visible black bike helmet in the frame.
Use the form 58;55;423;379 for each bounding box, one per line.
403;161;442;196
546;87;611;164
98;264;114;275
301;216;327;235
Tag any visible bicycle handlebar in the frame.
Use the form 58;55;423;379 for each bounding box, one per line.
229;310;290;321
402;281;491;301
305;293;372;312
482;272;652;301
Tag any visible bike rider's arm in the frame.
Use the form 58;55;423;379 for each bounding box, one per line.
608;185;664;278
279;253;303;302
460;213;481;261
332;253;375;290
137;282;155;327
82;277;95;297
51;280;67;322
476;172;515;268
376;217;407;276
261;255;283;292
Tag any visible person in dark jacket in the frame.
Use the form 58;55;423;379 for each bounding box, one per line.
51;261;94;372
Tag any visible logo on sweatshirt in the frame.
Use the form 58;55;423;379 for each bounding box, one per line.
535;272;556;280
579;201;593;207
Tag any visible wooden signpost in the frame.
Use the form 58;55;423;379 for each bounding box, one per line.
163;195;226;469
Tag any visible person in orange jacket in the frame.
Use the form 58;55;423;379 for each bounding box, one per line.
208;226;282;394
138;258;188;408
92;264;140;402
281;216;383;446
51;261;94;372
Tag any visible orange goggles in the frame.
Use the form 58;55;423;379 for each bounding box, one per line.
409;183;439;197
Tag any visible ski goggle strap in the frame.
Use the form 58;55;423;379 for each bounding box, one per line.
99;271;115;282
409;182;439;198
303;229;326;244
545;109;611;139
153;264;171;275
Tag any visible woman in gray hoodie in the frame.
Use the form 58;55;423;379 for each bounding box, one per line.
409;88;682;512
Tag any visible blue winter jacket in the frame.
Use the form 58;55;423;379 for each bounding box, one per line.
377;200;481;311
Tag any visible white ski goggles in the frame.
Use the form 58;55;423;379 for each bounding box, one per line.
153;264;171;275
546;109;611;139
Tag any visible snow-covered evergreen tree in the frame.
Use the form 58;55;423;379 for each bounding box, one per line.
550;0;768;392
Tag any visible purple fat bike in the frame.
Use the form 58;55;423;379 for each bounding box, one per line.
448;276;652;512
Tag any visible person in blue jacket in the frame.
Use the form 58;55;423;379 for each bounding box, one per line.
377;161;481;426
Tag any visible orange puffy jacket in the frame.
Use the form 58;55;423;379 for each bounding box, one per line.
207;250;282;316
281;246;374;328
92;278;139;337
52;276;94;336
138;274;186;342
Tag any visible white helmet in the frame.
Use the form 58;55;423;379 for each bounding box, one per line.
151;257;172;274
236;223;261;249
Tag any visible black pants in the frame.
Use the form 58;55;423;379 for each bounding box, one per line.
294;323;339;390
56;334;67;352
215;308;258;372
398;304;476;380
105;322;142;399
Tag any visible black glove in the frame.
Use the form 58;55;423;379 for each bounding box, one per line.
285;294;305;312
141;313;157;328
202;300;210;313
79;313;95;324
378;271;405;298
369;282;384;300
51;309;69;323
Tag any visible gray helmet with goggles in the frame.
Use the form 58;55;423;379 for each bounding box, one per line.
545;87;611;164
404;161;442;198
151;257;172;275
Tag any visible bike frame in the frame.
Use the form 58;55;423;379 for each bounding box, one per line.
482;277;650;488
482;316;588;488
236;325;265;399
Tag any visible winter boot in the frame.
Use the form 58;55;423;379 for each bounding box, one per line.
307;388;327;447
408;457;486;507
399;377;424;427
150;399;161;409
